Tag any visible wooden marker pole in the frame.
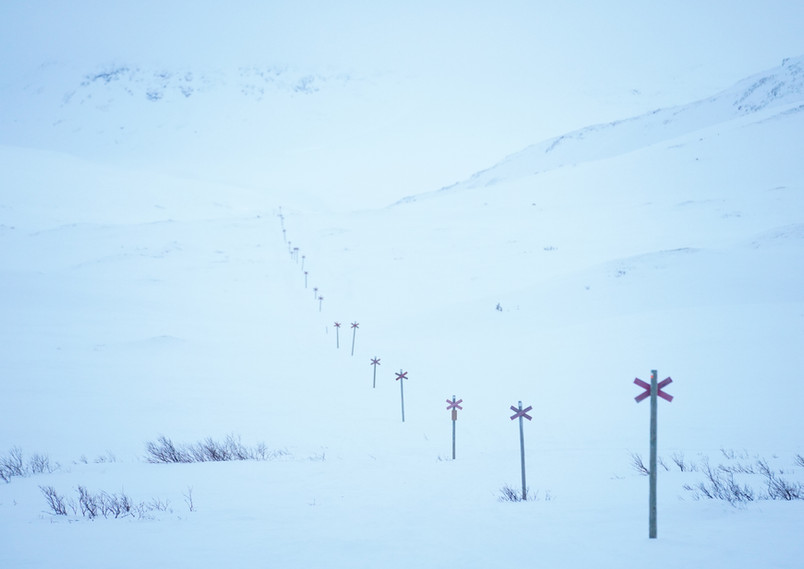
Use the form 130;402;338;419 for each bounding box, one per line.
396;370;408;422
370;357;381;388
633;370;674;540
446;396;463;460
509;401;533;501
350;322;359;356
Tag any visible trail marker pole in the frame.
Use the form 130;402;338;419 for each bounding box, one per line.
293;247;299;262
370;357;381;388
396;370;408;422
634;370;674;539
313;287;318;300
301;255;305;271
510;401;533;500
318;296;323;312
446;396;463;460
334;322;341;348
282;228;286;242
350;322;359;356
304;271;308;288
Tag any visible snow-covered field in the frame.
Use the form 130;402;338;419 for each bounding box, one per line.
1;3;803;567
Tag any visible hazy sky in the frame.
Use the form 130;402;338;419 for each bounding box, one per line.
2;1;802;205
5;1;802;98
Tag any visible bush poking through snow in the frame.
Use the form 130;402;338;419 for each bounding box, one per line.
629;452;650;476
1;447;59;482
145;434;288;464
629;450;803;506
40;485;173;519
682;455;804;505
498;484;552;502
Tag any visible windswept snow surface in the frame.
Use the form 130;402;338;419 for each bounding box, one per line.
2;3;804;566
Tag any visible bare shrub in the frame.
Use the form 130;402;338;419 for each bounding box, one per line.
0;447;25;481
42;486;172;520
1;447;59;482
183;487;195;512
671;452;696;472
757;459;804;500
683;455;804;505
497;484;551;502
78;486;100;519
28;453;57;474
683;457;755;505
40;486;70;516
630;452;650;476
498;484;529;502
145;434;286;464
146;436;191;464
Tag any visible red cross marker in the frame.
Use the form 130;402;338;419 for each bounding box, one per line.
395;371;408;381
510;405;533;421
334;322;341;328
446;398;463;411
370;357;380;366
634;377;673;403
351;322;359;329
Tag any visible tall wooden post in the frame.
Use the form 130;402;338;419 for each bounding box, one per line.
396;370;408;422
649;369;658;539
350;322;359;356
509;401;533;501
633;369;673;540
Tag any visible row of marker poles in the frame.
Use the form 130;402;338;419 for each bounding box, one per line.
278;212;365;357
279;212;675;538
278;211;324;314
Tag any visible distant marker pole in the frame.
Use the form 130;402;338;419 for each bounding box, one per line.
313;287;318;300
318;296;324;312
304;271;308;288
350;322;359;356
334;322;341;348
510;401;533;500
370;357;381;388
446;396;463;460
396;370;408;422
301;255;305;271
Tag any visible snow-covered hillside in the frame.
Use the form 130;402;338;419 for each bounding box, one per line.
2;47;803;566
406;55;804;197
2;0;804;564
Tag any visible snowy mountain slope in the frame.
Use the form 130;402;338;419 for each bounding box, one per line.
399;55;804;200
281;84;804;451
1;55;803;569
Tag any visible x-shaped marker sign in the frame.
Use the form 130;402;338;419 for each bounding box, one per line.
510;405;533;421
634;377;674;403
